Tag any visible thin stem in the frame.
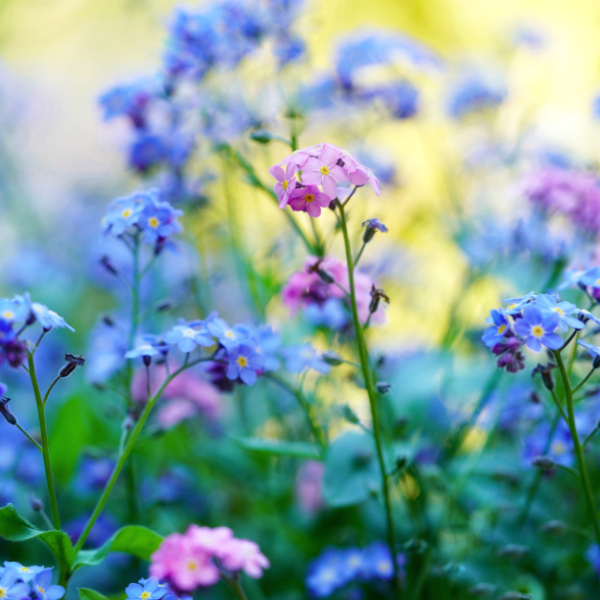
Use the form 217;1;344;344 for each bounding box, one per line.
583;427;599;450
353;241;367;269
549;389;568;422
33;331;47;352
408;550;432;600
28;353;61;530
72;357;213;556
336;199;401;599
39;508;54;531
554;351;600;547
342;186;359;207
265;373;327;454
43;376;61;407
226;576;250;600
15;423;42;451
558;329;579;353
573;367;596;395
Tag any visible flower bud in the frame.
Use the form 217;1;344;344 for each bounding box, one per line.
352;448;373;468
342;404;360;424
375;381;392;394
59;354;85;378
249;130;275;144
361;218;388;243
28;495;44;512
322;350;344;366
498;544;528;559
102;315;115;327
157;300;172;312
143;355;152;367
369;286;390;315
531;363;556;391
100;255;118;276
532;455;555;470
0;397;17;425
540;520;566;534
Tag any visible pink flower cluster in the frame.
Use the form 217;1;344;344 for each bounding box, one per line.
269;143;381;217
131;363;221;427
150;525;270;592
281;256;386;324
523;167;600;234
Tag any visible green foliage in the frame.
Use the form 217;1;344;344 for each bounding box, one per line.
78;588;110;600
234;437;322;459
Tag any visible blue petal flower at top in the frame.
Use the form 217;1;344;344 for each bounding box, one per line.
581;266;600;290
125;577;166;600
0;567;31;600
3;562;45;582
163;321;214;353
31;569;65;600
281;344;332;375
206;318;249;350
502;291;536;314
513;305;562;352
125;343;161;360
0;297;29;326
580;309;600;327
482;309;510;348
534;294;585;331
557;269;586;291
226;343;264;386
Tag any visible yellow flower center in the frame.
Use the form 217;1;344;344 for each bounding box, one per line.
141;593;151;599
148;217;159;228
507;303;517;310
1;310;14;320
282;180;289;190
320;165;330;176
37;588;45;595
225;330;235;339
187;561;198;571
0;588;6;598
377;560;392;574
532;325;544;337
305;193;315;203
497;324;506;334
596;278;600;286
237;356;248;368
183;328;196;338
553;307;564;315
553;441;566;455
20;568;31;573
122;208;133;218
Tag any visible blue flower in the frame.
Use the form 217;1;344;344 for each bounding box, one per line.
164;320;214;353
226;343;264;386
129;134;167;173
557;269;586;291
586;544;600;577
534;294;584;331
280;344;331;374
361;541;395;580
3;562;45;583
306;548;351;598
502;291;535;314
523;420;574;468
252;326;281;372
446;71;506;119
304;298;348;330
125;577;166;600
371;81;419;119
206;318;249;350
580;266;600;291
0;297;29;326
98;81;153;126
125;343;161;360
0;567;32;600
482;309;510;348
139;199;183;246
30;302;74;332
578;340;600;366
514;306;562;352
102;192;148;236
361;218;388;234
31;569;65;600
0;382;6;398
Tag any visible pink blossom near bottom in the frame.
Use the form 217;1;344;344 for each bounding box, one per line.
296;460;325;514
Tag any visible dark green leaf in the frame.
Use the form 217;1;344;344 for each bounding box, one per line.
79;589;110;600
72;525;163;571
323;432;381;507
0;504;74;572
234;437;321;459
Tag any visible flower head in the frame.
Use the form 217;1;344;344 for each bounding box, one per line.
280;344;331;375
534;294;585;331
288;185;331;217
226;344;264;386
125;577;167;600
0;567;35;600
482;309;510;348
219;539;270;578
31;569;65;600
164;321;214;353
513;305;562;352
268;161;298;208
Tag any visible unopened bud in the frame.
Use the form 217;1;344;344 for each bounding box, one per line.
532;455;555;470
594;355;600;369
531;363;556;391
369;285;390;314
498;544;529;559
249;130;275;144
157;300;172;312
102;315;115;327
342;405;360;424
59;354;85;378
541;519;566;534
361;218;388;243
28;496;44;512
352;448;373;468
0;397;17;425
100;255;118;276
122;415;135;431
143;355;152;367
375;381;392;394
468;583;495;597
322;351;344;366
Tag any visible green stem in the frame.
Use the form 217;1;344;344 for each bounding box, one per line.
583;428;599;450
573;367;596;394
554;351;600;547
408;550;432;600
227;577;250;600
72;357;213;556
336;198;401;598
353;241;367;269
549;388;568;422
28;353;61;530
265;373;327;454
15;423;42;452
43;376;61;407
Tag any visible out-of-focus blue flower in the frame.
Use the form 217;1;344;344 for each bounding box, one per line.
361;542;395;580
586;543;600;577
370;81;419;119
0;477;17;507
3;563;45;583
31;569;65;600
304;298;348;330
164;320;214;353
226;343;264;385
580;267;600;291
281;344;331;374
0;297;29;326
15;447;44;486
206;318;249;351
306;548;352;598
534;294;584;331
102;192;148;237
557;269;586;291
0;566;32;600
125;577;166;600
482;309;510;348
98;80;154;128
86;321;128;383
578;340;600;364
73;457;115;495
523;420;574;468
65;513;119;548
513;306;562;352
274;35;305;67
446;71;506;119
125;343;161;360
252;325;281;372
129;134;167;173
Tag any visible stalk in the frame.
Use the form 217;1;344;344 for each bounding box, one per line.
336;199;401;598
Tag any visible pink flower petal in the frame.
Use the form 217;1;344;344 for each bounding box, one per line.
320;144;340;167
322;175;338;199
303;157;322;171
302;171;322;186
285;161;296;179
269;165;285;182
368;172;382;196
315;192;331;207
329;165;349;182
349;168;368;186
306;203;322;217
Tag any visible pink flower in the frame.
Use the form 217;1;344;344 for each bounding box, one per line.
301;144;349;199
288;185;331;217
219;538;270;578
296;460;325;514
268;161;297;208
150;533;220;591
187;525;234;554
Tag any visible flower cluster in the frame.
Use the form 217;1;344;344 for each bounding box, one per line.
102;189;183;252
150;525;269;593
0;294;73;369
269;143;381;217
523;167;600;236
306;543;404;598
482;292;590;373
0;562;65;600
126;313;331;388
281;256;386;327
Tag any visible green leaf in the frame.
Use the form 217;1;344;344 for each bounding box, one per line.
323;432;381;507
73;525;163;571
79;589;110;600
234;437;321;459
0;504;74;572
